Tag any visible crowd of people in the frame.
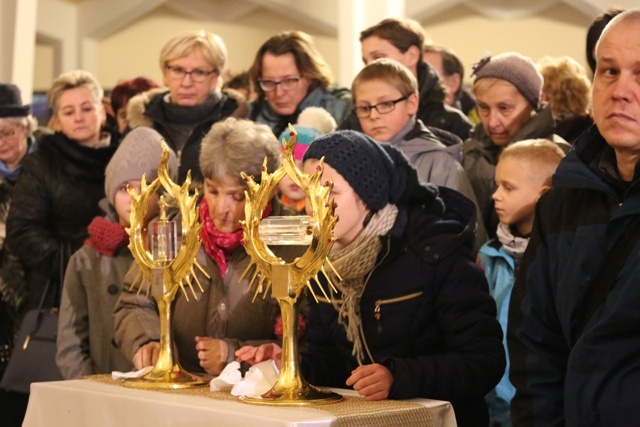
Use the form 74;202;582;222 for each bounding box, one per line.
1;6;639;426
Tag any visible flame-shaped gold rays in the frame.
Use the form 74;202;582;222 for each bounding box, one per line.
126;142;208;301
239;124;343;405
240;124;341;302
122;141;210;389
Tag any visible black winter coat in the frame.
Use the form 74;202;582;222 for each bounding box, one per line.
301;187;505;427
127;90;243;184
6;131;118;313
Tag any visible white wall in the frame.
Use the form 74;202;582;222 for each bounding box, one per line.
422;3;592;85
34;2;594;91
97;6;338;91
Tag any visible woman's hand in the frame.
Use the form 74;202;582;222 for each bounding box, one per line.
346;363;394;401
195;336;229;375
132;341;160;370
235;343;282;369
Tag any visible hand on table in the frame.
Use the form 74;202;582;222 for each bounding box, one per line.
235;343;282;369
132;341;160;370
346;363;394;401
195;336;229;375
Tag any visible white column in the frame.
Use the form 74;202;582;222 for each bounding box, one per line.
336;0;405;87
0;0;38;102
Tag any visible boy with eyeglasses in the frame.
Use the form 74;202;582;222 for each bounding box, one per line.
352;58;485;248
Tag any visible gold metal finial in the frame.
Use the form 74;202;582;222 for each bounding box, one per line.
240;124;342;405
122;140;209;389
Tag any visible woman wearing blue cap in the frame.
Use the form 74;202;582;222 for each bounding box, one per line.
238;130;505;427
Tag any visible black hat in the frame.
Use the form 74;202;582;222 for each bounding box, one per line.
0;84;30;118
303;130;403;211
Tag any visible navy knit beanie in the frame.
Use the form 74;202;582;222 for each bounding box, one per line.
303;130;402;211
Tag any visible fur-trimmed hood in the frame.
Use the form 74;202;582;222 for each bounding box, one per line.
126;87;248;130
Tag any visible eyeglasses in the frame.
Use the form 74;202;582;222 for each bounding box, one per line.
165;65;218;82
0;128;17;140
353;96;409;118
258;77;301;92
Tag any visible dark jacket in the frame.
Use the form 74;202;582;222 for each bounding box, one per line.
5;131;118;314
249;85;352;137
508;126;640;426
416;62;473;140
127;89;246;184
301;186;505;427
340;62;472;141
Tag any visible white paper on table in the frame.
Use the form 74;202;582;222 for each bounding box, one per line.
210;361;243;391
209;360;279;397
111;366;153;380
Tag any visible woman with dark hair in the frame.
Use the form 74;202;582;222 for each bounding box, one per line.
110;76;159;135
248;31;352;137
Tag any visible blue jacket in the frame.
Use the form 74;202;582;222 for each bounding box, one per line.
479;239;517;426
509;126;640;426
301;186;505;427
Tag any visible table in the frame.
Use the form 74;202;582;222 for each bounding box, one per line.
23;378;457;427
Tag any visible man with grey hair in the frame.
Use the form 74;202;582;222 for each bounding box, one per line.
508;8;640;426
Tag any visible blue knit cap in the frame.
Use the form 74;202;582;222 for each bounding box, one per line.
278;125;320;160
303;130;401;211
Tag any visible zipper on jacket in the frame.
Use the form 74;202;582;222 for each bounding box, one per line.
359;236;392;363
374;291;424;333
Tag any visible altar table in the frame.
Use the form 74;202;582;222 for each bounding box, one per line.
23;377;457;427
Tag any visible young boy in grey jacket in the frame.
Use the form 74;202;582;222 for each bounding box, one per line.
352;58;486;249
55;127;177;379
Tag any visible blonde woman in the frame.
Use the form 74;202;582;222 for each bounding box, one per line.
6;70;117;317
126;30;247;183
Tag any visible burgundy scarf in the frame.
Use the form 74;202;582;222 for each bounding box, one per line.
198;198;272;277
84;216;129;256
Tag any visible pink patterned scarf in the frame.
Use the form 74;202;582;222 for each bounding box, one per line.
199;198;272;277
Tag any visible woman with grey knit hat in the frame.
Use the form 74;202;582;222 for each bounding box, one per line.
237;130;505;427
462;52;570;239
56;127;177;380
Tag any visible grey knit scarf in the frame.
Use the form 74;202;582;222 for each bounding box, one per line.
328;204;398;364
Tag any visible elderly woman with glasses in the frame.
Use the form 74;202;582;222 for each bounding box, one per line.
248;31;352;137
0;84;39;377
126;30;247;184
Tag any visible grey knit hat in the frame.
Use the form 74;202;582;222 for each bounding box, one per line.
471;52;543;109
104;127;178;206
303;130;402;211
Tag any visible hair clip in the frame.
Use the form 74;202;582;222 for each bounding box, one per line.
471;56;492;78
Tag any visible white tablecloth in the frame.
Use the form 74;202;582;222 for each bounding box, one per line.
23;378;457;427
